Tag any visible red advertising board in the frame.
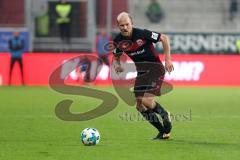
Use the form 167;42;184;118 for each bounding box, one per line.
23;53;99;85
0;53;10;85
164;54;240;86
0;53;238;86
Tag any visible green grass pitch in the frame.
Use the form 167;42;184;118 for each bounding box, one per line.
0;86;240;160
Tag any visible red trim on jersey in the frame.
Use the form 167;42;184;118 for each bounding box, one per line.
128;40;146;52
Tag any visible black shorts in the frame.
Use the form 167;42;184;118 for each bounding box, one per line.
133;63;165;97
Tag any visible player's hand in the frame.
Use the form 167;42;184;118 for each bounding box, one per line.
114;64;124;74
165;59;174;74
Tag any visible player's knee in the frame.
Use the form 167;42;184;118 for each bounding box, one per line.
142;97;154;108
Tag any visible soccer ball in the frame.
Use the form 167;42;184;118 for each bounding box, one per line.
81;128;100;146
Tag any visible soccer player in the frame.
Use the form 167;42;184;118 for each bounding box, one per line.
112;12;174;140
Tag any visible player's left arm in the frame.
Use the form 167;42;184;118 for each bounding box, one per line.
160;34;174;74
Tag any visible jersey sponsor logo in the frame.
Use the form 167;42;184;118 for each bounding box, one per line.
136;39;144;46
129;49;145;56
151;32;159;40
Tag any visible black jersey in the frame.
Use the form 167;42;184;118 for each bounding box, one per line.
113;27;162;64
113;28;165;97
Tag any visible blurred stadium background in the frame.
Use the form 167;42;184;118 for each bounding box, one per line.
0;0;239;86
0;0;240;160
0;0;239;52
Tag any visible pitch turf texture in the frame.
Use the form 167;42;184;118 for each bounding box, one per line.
0;86;240;160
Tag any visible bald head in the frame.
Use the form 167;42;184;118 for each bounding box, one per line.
117;12;132;24
13;31;20;37
116;12;133;37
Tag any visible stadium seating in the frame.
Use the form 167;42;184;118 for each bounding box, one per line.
0;0;24;26
129;0;239;32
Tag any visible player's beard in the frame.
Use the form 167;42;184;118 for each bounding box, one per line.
121;30;132;37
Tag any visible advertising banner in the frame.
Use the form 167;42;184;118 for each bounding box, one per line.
152;33;240;54
0;53;10;85
22;53;240;86
164;54;240;86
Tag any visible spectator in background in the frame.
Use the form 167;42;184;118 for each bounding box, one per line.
236;39;240;54
95;28;112;66
35;4;49;37
8;31;25;85
56;0;72;43
145;0;164;23
229;0;238;21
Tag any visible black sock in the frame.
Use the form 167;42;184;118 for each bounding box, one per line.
152;102;167;118
140;110;164;133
